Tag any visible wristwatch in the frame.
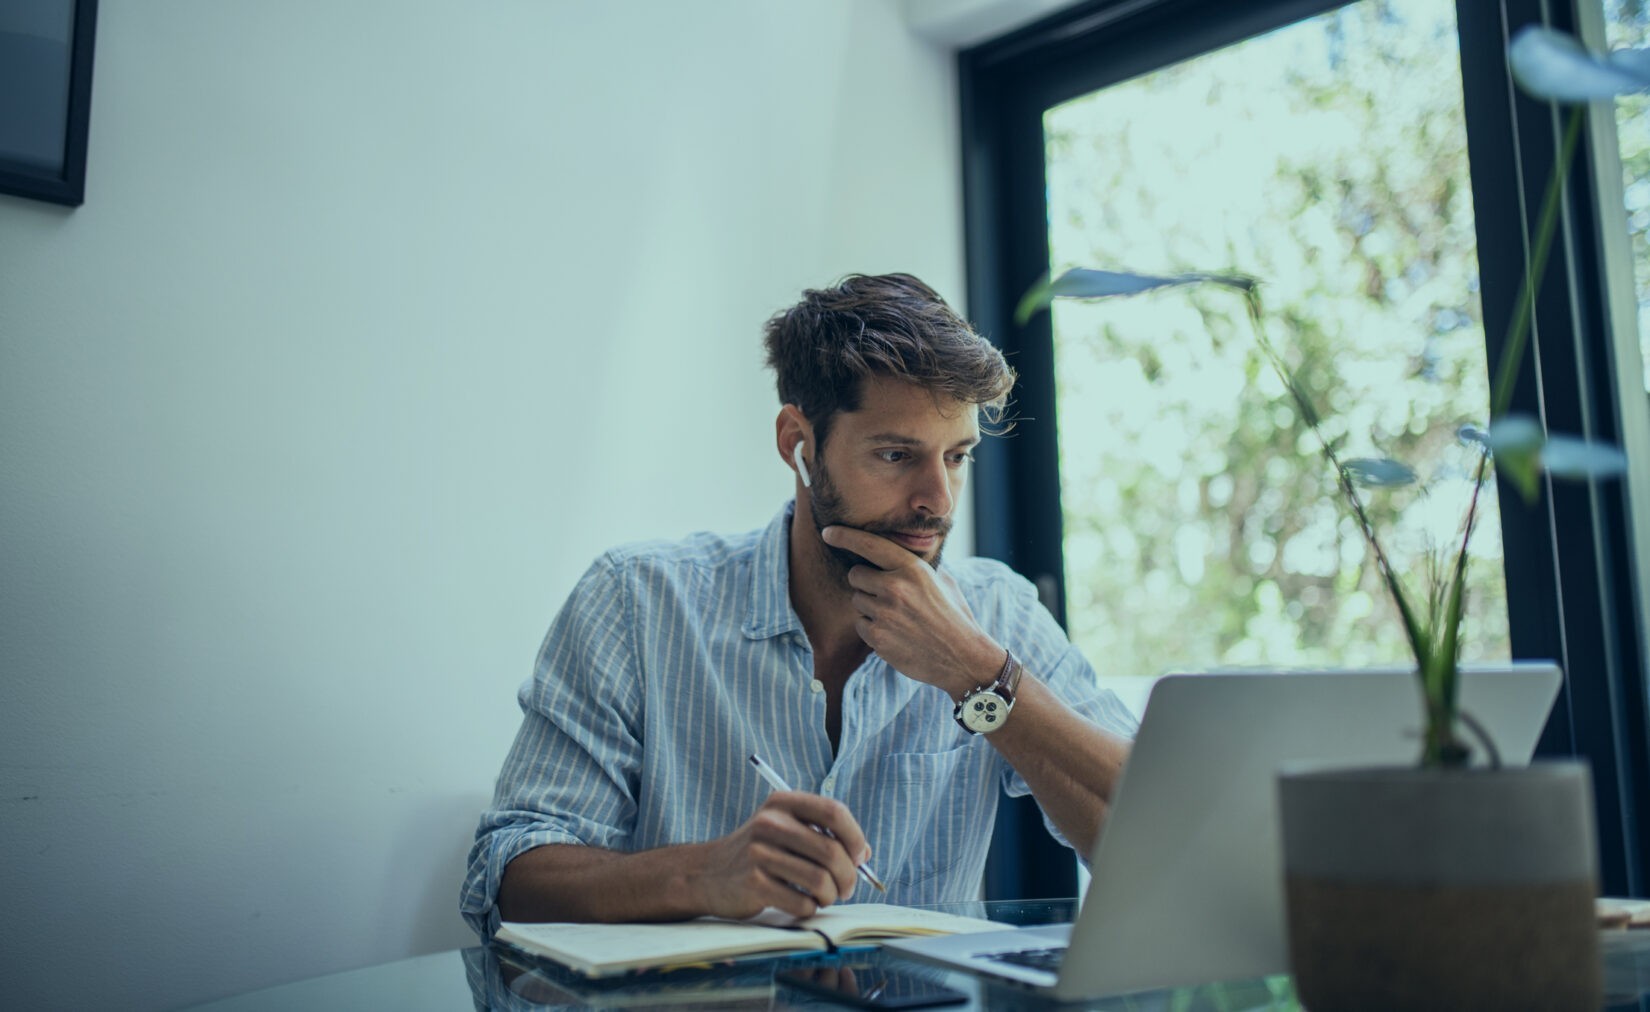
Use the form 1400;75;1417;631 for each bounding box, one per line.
954;650;1023;735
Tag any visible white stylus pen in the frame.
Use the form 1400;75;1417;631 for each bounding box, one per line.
748;753;887;893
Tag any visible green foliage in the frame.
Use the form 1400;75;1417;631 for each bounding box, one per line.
1028;14;1634;768
1040;0;1507;693
1604;0;1650;393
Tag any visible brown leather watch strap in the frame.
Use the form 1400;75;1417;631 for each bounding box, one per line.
996;649;1023;702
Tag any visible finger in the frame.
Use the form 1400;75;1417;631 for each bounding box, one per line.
845;564;886;594
821;526;919;570
849;591;879;619
755;845;846;907
752;797;859;869
852;616;880;650
772;794;872;869
752;837;849;908
754;874;821;920
750;805;864;900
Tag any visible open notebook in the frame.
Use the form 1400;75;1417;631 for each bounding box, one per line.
495;903;1002;978
886;664;1563;1002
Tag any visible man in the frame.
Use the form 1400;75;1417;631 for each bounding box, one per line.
461;274;1135;937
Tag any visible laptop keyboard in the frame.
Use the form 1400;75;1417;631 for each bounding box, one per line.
980;945;1067;973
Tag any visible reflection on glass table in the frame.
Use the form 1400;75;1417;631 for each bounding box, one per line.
187;899;1650;1011
774;959;970;1009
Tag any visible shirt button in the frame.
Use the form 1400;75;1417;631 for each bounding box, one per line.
822;774;837;791
810;680;825;693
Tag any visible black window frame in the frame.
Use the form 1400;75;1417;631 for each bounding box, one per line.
964;0;1647;899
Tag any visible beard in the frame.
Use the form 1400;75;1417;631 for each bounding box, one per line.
807;454;952;585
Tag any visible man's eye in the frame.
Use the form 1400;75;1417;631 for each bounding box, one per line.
949;453;976;466
877;450;911;463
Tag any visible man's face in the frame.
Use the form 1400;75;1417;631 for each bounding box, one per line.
806;375;981;582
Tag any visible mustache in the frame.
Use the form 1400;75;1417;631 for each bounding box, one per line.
861;514;952;538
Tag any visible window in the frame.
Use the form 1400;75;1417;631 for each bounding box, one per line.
1042;1;1506;717
1603;0;1650;395
964;0;1647;899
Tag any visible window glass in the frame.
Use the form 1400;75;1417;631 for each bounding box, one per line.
1043;0;1509;714
1604;0;1650;394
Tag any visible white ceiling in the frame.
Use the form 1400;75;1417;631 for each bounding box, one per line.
900;0;1087;47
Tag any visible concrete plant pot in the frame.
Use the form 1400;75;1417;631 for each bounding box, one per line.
1278;761;1600;1011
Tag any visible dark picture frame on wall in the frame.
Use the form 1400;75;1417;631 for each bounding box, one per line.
0;0;98;207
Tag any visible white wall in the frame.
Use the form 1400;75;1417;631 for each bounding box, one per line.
0;2;964;1007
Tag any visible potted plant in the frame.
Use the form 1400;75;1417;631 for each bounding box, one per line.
1017;23;1635;1010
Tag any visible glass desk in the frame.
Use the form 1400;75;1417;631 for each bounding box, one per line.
190;900;1650;1011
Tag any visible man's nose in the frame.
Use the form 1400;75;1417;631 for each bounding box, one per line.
911;457;954;516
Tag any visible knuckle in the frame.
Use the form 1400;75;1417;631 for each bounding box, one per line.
812;873;838;903
751;810;785;836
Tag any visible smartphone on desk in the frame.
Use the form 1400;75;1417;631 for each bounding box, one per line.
775;960;968;1009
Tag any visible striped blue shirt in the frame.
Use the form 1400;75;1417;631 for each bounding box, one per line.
461;502;1137;938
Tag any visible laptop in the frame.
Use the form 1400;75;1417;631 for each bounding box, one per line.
885;663;1562;1002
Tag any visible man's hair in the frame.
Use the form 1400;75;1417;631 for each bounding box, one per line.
762;273;1016;447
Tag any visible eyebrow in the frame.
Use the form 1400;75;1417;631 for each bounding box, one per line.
861;433;982;450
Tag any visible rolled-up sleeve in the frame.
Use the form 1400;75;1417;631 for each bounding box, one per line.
460;555;644;938
989;570;1139;855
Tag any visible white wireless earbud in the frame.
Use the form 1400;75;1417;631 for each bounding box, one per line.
792;441;812;488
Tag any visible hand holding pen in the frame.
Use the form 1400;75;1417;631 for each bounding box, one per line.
749;754;887;894
687;755;879;921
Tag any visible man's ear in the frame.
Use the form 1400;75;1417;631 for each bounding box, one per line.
776;405;813;489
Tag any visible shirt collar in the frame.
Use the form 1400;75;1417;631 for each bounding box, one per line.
744;500;804;640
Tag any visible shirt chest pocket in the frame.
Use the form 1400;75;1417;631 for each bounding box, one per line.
874;743;995;891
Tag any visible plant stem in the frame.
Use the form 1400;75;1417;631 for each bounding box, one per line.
1240;286;1488;766
1240;290;1431;672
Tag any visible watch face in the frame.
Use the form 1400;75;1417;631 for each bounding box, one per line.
961;690;1009;733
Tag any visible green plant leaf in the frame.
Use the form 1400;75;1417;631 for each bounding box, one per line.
1013;268;1254;325
1457;423;1490;447
1342;457;1418;487
1542;434;1629;479
1509;25;1650;101
1422;448;1491;768
1487;414;1544;454
1611;46;1650;80
1499;454;1543;502
1484;415;1626;495
1486;414;1544;499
